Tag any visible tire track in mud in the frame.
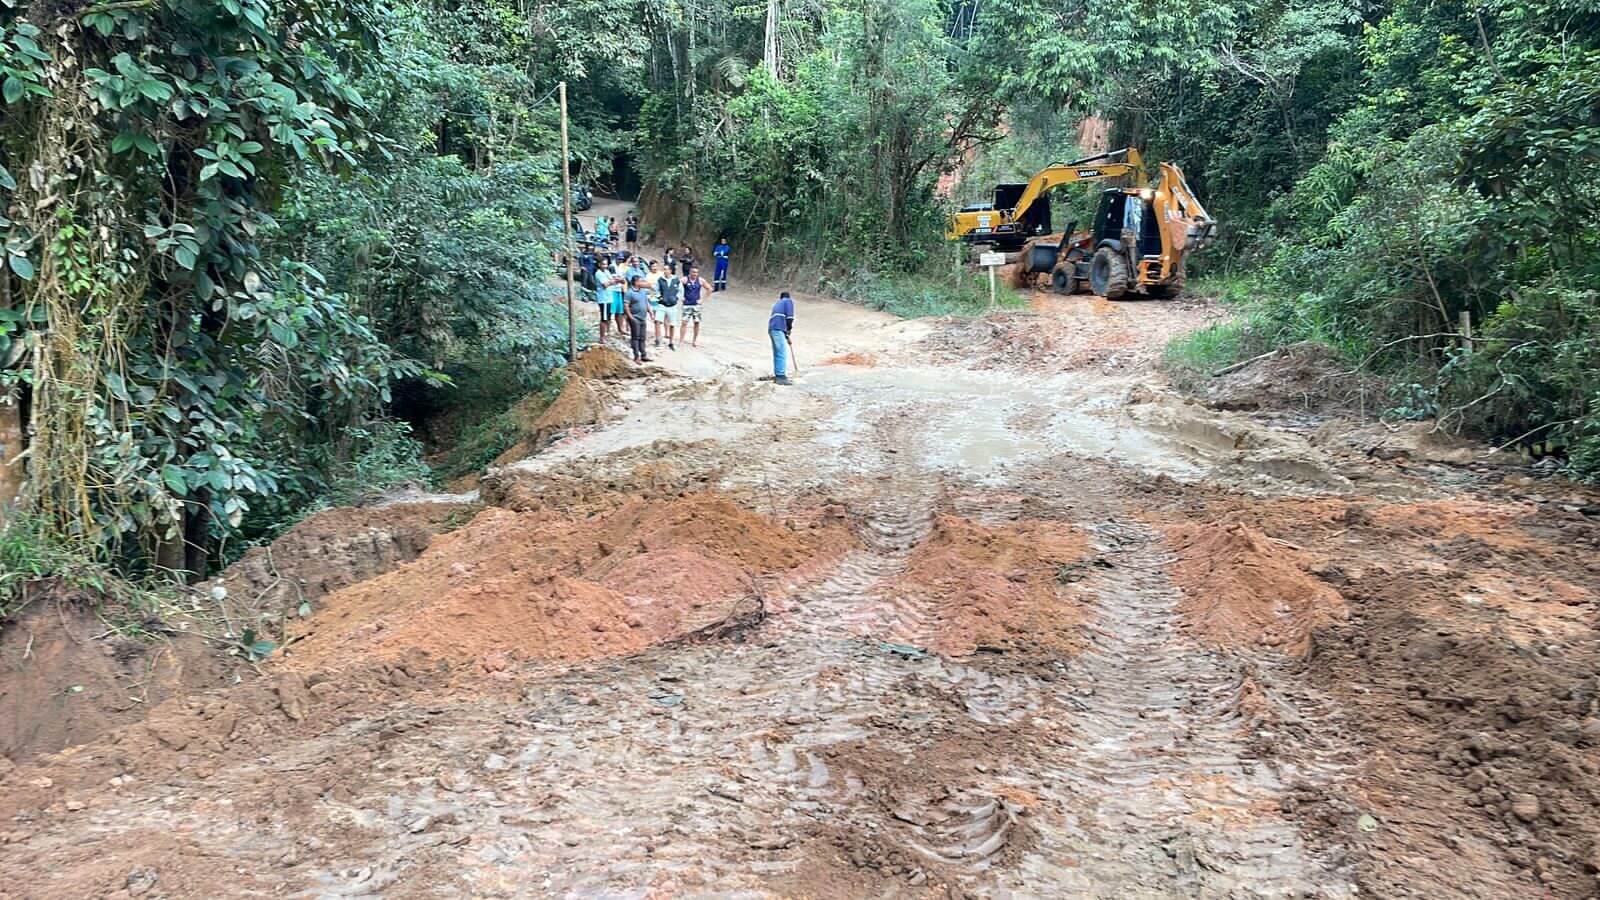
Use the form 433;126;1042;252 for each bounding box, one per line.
994;478;1353;897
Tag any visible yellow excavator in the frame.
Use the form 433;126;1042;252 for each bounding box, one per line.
946;148;1216;299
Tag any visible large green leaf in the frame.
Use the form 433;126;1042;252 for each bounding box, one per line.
161;464;188;496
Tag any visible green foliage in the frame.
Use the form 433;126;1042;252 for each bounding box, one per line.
231;418;430;560
0;515;163;617
829;269;1026;319
0;1;410;570
638;0;1008;276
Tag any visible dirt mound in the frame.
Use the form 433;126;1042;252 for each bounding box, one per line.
282;492;853;671
822;352;878;367
904;516;1090;656
1146;486;1600;895
203;501;472;624
1305;579;1600;898
481;441;724;513
1201;341;1379;416
0;597;232;765
0;648;455;828
571;345;635;380
1163;520;1347;657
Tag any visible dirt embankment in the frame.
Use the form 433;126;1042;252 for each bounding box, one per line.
204;501;474;621
1192;341;1383;419
0;598;231;766
489;346;638;469
904;515;1090;657
1153;487;1600;897
283;491;857;672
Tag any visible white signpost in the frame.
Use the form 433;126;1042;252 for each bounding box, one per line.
979;251;1006;307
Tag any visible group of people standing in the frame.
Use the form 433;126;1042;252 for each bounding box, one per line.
576;208;791;384
585;253;713;363
577;211;641;254
578;210;735;364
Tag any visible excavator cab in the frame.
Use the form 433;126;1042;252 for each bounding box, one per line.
1091;190;1163;258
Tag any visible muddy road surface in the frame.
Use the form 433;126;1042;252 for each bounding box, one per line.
4;243;1600;898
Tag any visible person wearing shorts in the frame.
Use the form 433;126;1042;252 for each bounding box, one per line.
682;265;711;348
625;211;639;253
593;259;624;343
646;261;666;348
656;267;684;351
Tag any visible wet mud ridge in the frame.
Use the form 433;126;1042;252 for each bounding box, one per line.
1021;512;1347;895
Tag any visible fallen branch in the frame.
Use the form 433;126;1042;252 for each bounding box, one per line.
1486;418;1579;455
1211;349;1279;378
667;577;768;646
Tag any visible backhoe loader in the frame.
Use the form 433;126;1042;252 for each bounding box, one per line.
946;149;1216;299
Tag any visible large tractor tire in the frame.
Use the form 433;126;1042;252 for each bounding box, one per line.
1050;263;1077;295
1089;247;1131;300
1147;266;1187;299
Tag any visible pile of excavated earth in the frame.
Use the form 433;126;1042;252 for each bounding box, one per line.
3;295;1600;899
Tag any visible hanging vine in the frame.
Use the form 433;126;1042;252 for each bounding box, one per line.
0;1;416;575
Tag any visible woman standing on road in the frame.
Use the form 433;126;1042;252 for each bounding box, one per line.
594;215;611;249
593;258;624;344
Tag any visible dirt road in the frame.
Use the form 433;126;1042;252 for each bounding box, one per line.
4;209;1600;898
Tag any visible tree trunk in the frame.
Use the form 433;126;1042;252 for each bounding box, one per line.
0;389;23;523
183;487;210;583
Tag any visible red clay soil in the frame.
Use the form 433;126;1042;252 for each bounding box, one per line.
204;501;474;621
490;377;611;467
904;515;1090;657
1162;519;1347;657
1146;485;1600;897
283;492;854;672
0;597;232;765
0;650;458;833
821;352;879;367
570;345;636;380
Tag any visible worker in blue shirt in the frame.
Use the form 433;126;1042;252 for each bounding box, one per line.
712;237;732;292
768;291;795;385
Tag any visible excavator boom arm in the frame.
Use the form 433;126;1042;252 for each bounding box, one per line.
1006;149;1145;230
946;148;1146;244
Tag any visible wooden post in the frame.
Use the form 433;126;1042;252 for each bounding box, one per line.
559;81;577;363
988;263;996;309
1459;309;1473;350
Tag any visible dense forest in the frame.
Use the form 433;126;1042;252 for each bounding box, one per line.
2;0;1597;584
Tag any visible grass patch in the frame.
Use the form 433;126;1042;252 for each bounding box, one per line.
0;515;171;623
828;269;1027;318
1163;272;1373;390
1163;320;1248;386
